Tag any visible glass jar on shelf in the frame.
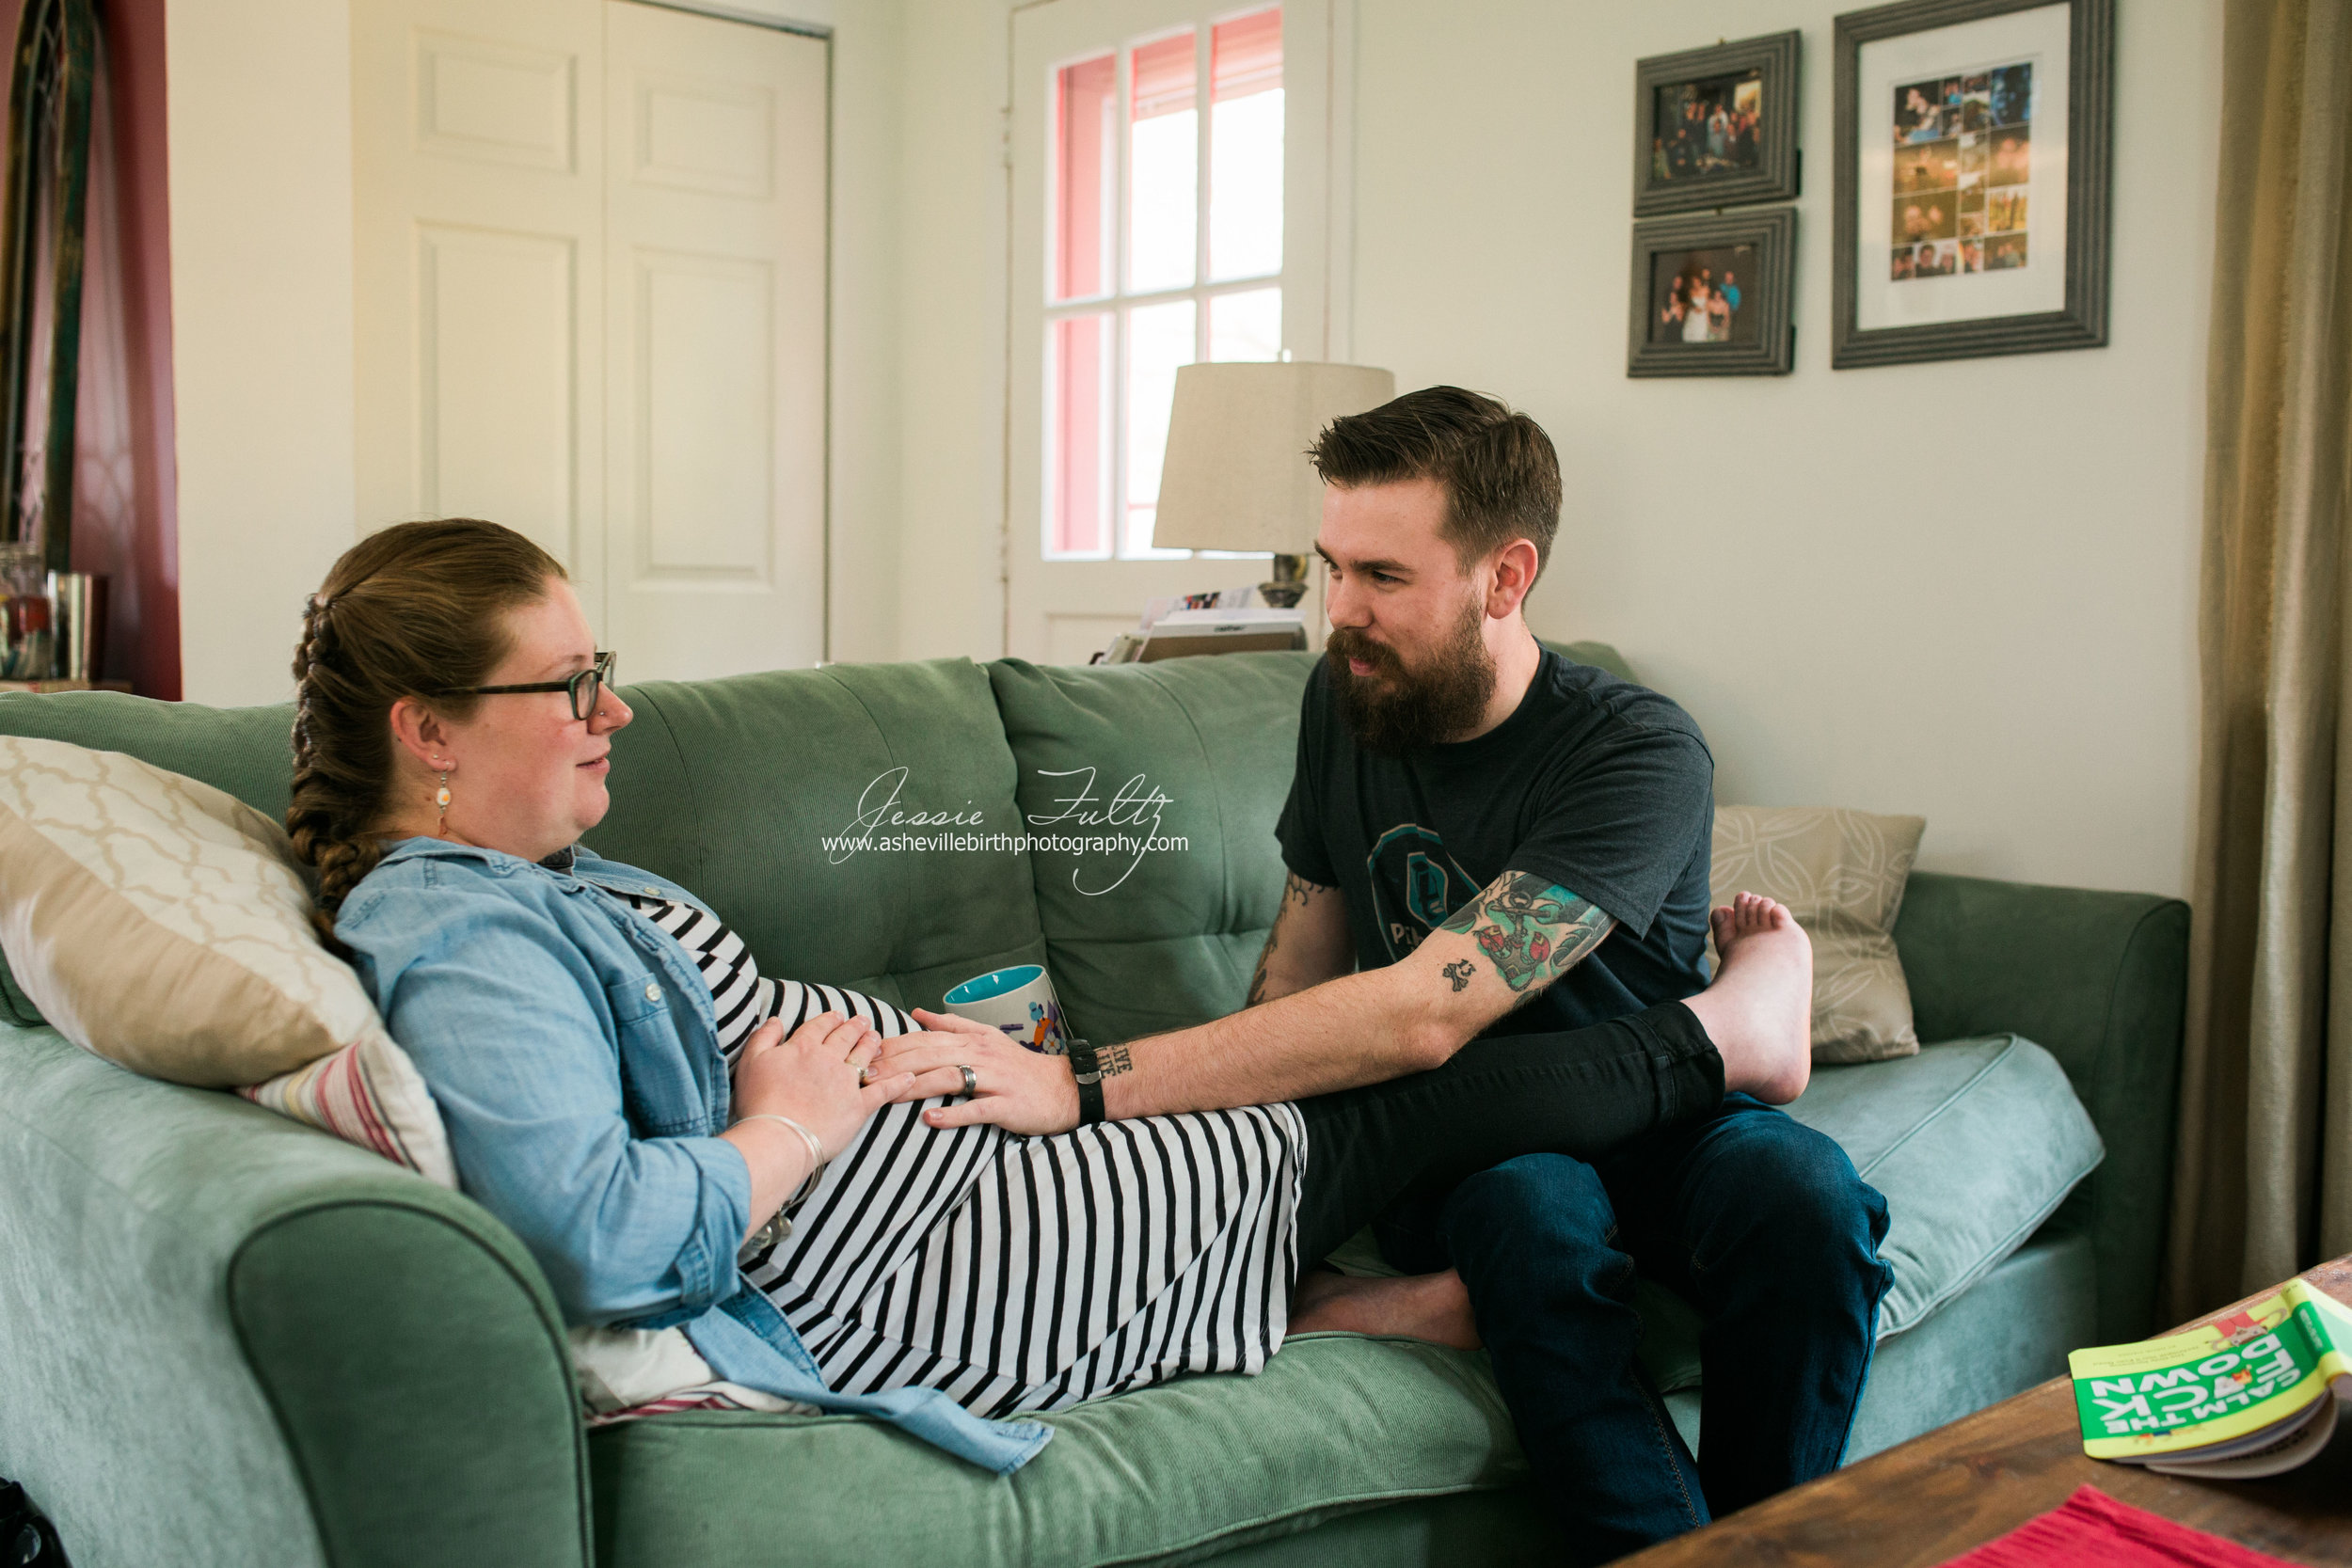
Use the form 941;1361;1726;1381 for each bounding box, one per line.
0;543;55;680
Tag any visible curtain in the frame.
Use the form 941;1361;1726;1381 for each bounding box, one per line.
2169;0;2352;1317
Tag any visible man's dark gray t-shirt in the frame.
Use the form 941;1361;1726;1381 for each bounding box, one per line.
1274;647;1715;1031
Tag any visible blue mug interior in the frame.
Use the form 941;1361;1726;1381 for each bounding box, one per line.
945;964;1044;1006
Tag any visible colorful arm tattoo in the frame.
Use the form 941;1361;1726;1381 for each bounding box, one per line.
1436;871;1616;994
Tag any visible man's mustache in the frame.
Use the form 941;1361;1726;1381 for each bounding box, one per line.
1328;627;1403;674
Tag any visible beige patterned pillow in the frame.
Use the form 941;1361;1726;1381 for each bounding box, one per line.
1710;806;1927;1063
0;736;455;1183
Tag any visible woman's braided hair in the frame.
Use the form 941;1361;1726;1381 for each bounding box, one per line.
290;518;567;946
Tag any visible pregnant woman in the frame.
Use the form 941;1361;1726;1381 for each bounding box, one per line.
294;518;1812;1473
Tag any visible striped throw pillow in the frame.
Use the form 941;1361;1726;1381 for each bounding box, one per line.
238;1032;456;1187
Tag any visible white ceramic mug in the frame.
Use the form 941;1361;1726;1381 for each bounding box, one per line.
941;963;1069;1055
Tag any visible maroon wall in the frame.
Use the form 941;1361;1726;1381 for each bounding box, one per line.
99;0;177;700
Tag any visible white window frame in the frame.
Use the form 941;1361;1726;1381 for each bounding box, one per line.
1008;0;1352;575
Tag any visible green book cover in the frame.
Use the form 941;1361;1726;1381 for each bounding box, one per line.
2067;1279;2352;1461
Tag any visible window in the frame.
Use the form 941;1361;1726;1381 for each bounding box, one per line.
1043;7;1285;560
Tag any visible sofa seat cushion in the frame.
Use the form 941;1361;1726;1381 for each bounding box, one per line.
1780;1033;2104;1338
589;1332;1525;1568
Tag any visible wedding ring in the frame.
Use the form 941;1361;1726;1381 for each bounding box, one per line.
957;1064;977;1098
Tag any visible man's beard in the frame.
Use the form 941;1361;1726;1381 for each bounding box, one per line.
1327;594;1498;754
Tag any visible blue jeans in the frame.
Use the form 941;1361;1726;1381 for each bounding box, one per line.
1378;1094;1892;1565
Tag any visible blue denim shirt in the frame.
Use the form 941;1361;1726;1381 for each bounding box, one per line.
335;836;1052;1473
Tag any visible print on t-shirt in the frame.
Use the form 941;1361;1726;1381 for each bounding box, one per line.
1367;824;1486;960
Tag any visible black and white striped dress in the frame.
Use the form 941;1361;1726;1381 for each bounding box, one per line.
616;892;1308;1419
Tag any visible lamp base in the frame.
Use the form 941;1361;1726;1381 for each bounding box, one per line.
1257;553;1309;610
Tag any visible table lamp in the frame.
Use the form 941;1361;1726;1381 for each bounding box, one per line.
1152;360;1396;608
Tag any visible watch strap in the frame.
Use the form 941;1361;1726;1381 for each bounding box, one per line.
1067;1038;1105;1127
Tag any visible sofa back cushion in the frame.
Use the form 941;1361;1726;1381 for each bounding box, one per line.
1709;805;1927;1062
591;659;1047;1013
986;654;1315;1045
0;689;298;818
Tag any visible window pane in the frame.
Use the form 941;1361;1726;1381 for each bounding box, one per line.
1209;9;1282;281
1047;313;1113;556
1208;287;1281;361
1128;31;1198;293
1124;298;1196;554
1053;55;1115;301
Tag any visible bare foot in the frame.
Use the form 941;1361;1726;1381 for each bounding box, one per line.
1289;1268;1481;1350
1685;891;1813;1103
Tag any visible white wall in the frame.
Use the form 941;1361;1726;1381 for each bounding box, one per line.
1348;0;2220;898
894;0;1013;660
167;1;357;706
167;0;909;702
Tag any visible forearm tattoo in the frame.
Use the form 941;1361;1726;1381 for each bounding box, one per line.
1098;1042;1134;1077
1248;873;1336;1006
1246;939;1276;1006
1437;871;1615;994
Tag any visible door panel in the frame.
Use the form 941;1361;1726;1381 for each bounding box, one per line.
415;226;579;569
633;250;773;578
413;29;577;169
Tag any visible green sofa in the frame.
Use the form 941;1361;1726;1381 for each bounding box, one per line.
0;645;2186;1568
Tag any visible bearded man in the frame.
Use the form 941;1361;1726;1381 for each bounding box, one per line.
1256;387;1890;1561
879;387;1890;1562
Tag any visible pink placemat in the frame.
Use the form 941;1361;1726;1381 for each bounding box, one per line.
1936;1487;2300;1568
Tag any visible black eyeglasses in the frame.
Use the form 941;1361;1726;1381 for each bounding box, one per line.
437;651;616;721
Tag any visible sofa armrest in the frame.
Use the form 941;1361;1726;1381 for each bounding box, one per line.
0;1025;589;1568
1889;871;2189;1342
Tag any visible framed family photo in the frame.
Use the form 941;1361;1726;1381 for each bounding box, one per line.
1632;30;1803;217
1830;0;2113;368
1627;207;1797;377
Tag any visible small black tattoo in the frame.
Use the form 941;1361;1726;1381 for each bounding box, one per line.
1098;1042;1135;1077
1441;959;1473;992
1247;927;1277;1006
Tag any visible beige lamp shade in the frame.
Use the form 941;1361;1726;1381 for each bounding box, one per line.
1152;361;1396;553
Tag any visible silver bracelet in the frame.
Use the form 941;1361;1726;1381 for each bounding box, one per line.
737;1113;827;1210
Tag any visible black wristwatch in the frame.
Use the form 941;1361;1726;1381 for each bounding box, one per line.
1066;1038;1105;1127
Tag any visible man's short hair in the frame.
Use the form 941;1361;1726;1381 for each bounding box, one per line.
1308;386;1563;578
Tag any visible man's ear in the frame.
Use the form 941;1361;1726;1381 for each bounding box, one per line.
386;695;454;774
1485;538;1542;619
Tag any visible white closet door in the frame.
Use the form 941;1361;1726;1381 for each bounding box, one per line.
353;0;610;614
354;0;830;677
601;1;827;680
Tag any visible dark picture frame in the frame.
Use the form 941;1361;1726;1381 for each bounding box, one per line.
1632;30;1802;217
1830;0;2113;368
1628;207;1797;378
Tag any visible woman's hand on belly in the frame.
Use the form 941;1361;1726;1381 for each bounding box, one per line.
726;1011;917;1227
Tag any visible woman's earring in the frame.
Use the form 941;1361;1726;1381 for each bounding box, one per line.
436;769;452;832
